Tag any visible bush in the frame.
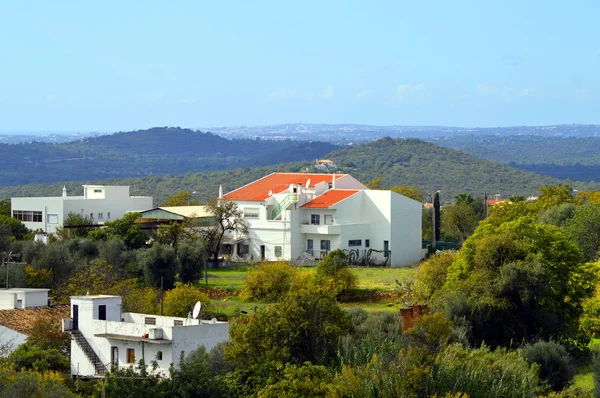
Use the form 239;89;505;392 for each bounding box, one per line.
138;243;177;289
411;251;457;303
8;344;70;372
427;343;541;398
315;249;357;294
239;261;298;302
163;282;210;318
522;340;573;391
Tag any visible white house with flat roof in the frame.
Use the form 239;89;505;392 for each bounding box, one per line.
62;295;228;377
11;185;153;234
0;288;50;310
221;172;424;266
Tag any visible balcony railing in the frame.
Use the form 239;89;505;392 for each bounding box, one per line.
271;194;298;220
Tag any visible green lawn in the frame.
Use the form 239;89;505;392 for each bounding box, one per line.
352;266;416;291
203;265;416;292
572;338;600;392
202;265;415;317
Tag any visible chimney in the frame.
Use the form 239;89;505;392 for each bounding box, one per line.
62;186;67;198
218;185;224;199
332;173;336;189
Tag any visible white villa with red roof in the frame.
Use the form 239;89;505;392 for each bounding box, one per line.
221;172;424;266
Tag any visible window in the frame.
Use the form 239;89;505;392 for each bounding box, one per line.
174;320;184;326
320;240;331;257
98;213;103;220
156;351;163;361
47;214;58;224
244;208;259;219
127;349;135;364
348;240;362;247
324;215;333;225
384;241;389;258
94;189;102;193
90;213;94;219
144;317;156;325
274;246;282;257
12;210;42;222
311;214;320;225
107;212;111;219
365;239;370;248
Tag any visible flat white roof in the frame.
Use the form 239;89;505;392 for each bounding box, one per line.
70;294;120;300
0;288;49;293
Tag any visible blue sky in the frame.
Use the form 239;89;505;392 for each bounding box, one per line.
1;1;598;132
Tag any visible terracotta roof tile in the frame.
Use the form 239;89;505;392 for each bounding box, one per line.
301;189;361;208
0;305;70;336
223;173;345;202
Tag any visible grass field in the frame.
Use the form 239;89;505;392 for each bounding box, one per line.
203;265;416;292
572;338;600;392
202;265;416;317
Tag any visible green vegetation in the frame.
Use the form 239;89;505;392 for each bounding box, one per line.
5;184;600;396
3;137;599;206
0;127;338;186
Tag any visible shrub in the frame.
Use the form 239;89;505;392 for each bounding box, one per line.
315;249;357;294
522;340;573;391
427;343;541;398
239;261;298;302
411;251;456;303
8;344;70;372
163;282;210;318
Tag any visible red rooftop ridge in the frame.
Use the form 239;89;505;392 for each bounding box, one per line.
301;189;361;208
223;172;346;202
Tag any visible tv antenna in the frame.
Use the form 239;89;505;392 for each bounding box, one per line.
192;301;202;320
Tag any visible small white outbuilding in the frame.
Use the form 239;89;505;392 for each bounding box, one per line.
0;288;50;310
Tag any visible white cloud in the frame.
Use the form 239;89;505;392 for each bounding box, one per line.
477;84;497;97
269;87;297;101
502;86;536;99
324;84;334;100
396;84;424;101
356;89;373;100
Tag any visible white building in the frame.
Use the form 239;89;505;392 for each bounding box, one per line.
222;172;424;266
0;288;49;310
62;295;229;377
11;185;153;234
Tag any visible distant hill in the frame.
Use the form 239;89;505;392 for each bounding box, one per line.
429;135;600;182
0;127;338;186
326;137;599;201
2;137;597;205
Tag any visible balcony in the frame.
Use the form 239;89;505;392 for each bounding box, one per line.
299;223;341;235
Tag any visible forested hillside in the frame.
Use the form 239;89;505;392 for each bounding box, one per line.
0;127;338;185
2;137;596;205
430;135;600;182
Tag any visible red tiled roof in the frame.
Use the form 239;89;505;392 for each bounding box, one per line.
301;189;360;208
224;173;346;202
0;305;70;336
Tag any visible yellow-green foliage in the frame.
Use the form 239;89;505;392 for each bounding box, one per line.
52;259;120;303
315;249;358;295
109;278;160;314
163;282;210;317
25;264;53;288
240;261;299;302
256;362;333;398
412;251;457;303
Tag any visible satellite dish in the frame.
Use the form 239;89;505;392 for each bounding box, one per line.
192;301;202;319
268;190;273;197
306;179;311;188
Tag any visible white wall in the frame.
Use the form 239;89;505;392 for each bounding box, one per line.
171;323;230;369
11;187;153;234
0;293;17;310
